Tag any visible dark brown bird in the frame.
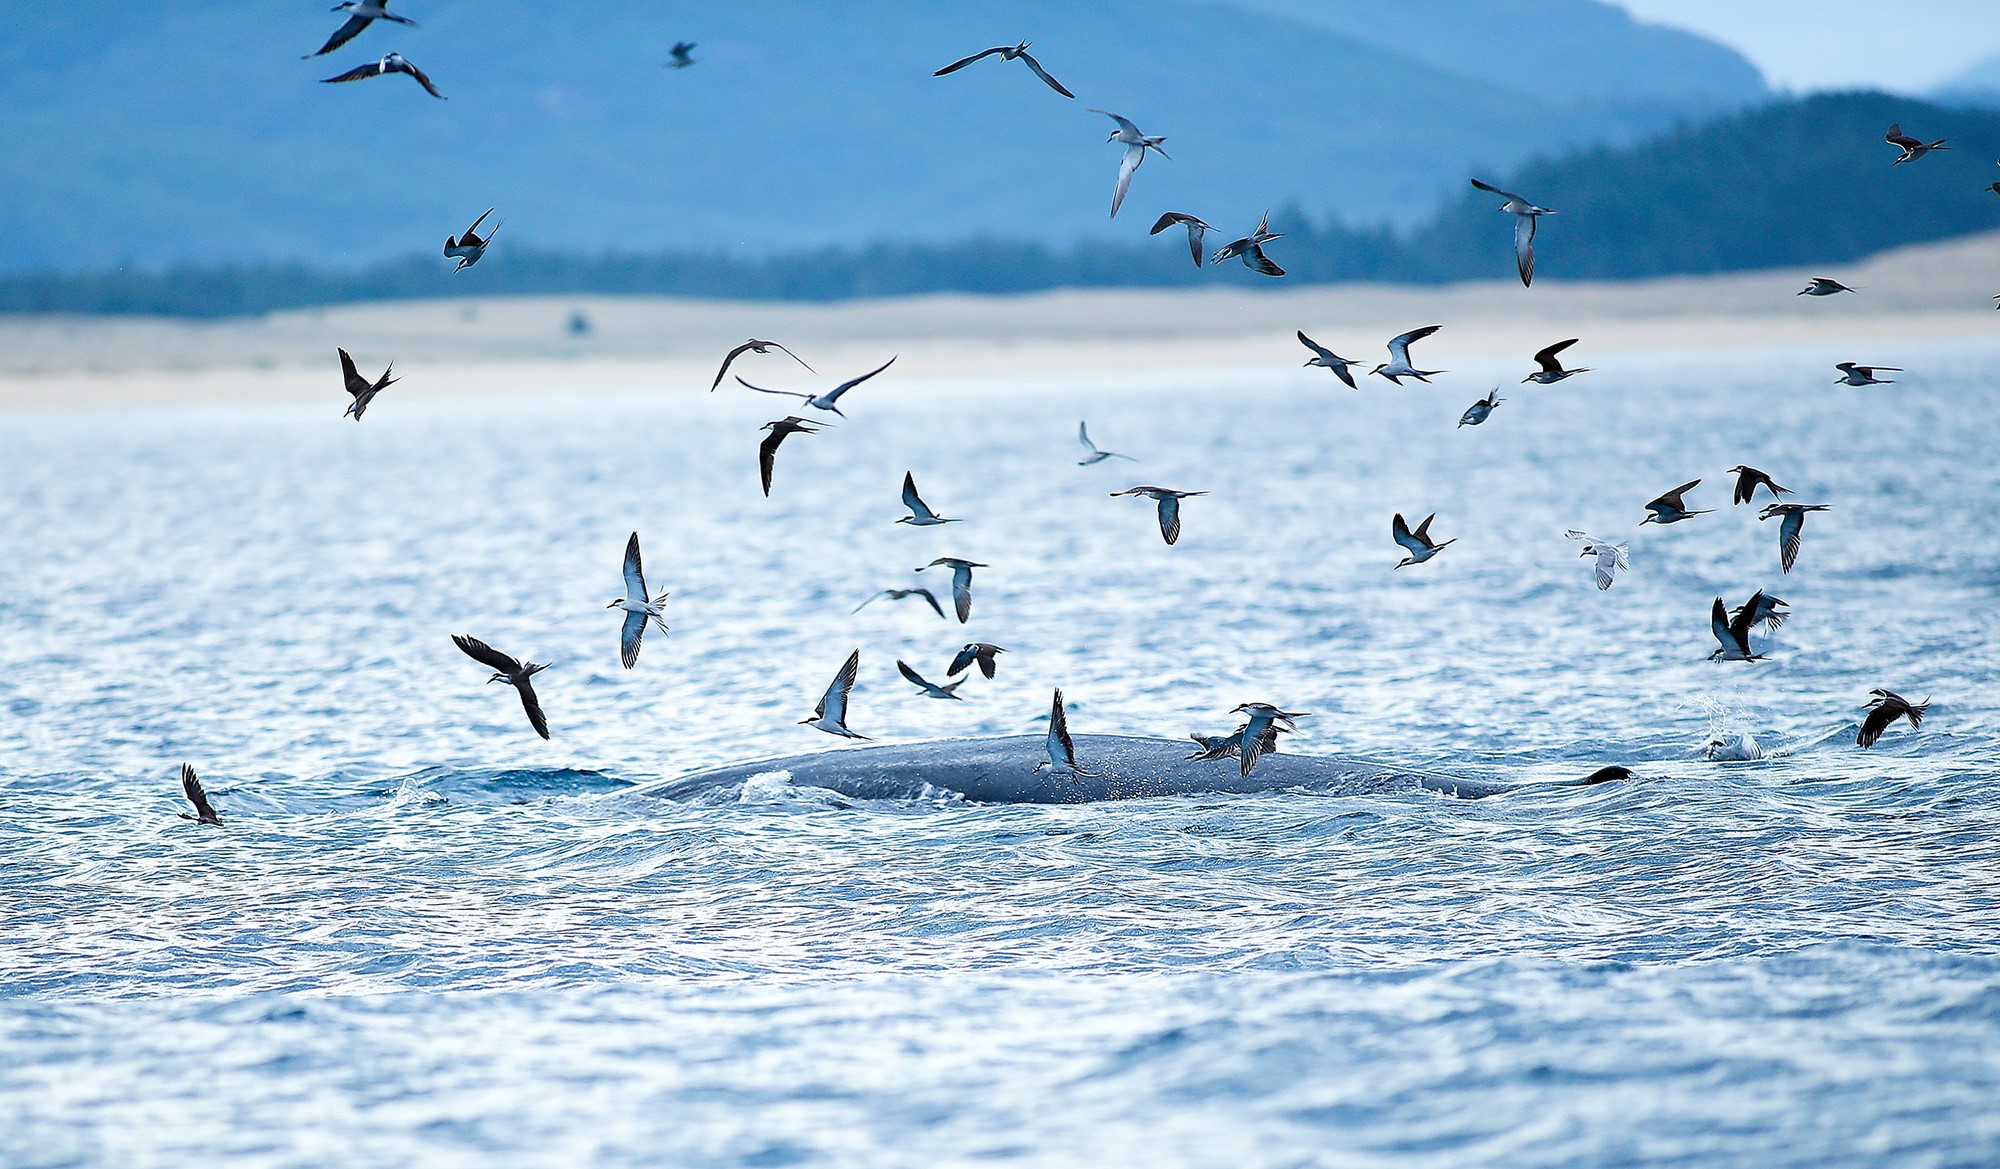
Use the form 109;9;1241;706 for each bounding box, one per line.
179;764;223;826
452;634;551;740
1858;689;1928;748
932;42;1074;98
1885;123;1947;164
320;53;445;99
711;339;813;391
1726;465;1791;505
1149;212;1213;267
947;642;1005;680
338;348;397;420
757;416;822;497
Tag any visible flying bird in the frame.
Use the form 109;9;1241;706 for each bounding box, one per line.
1149;212;1213;267
1110;485;1206;546
1208;213;1285;276
896;660;965;701
606;532;670;669
1034;688;1094;779
443;208;498;272
737;355;895;417
916;557;986;623
452;634;551;739
800;650;869;739
710;339;813;391
1732;592;1790;632
1708;593;1768;662
320;53;444;99
757;416;823;497
1458;388;1504;427
1185;721;1285;762
947;642;1005;680
1391;512;1455;568
1089;109;1169;219
1798;278;1854;296
1470;178;1554;286
305;1;416;58
1727;465;1791;505
666;42;696;69
1076;421;1136;465
1758;502;1829;573
1886;123;1948;164
932;41;1073;98
1297;331;1362;388
178;764;222;826
1523;338;1589;384
1835;362;1899;386
851;588;946;619
897;472;959;526
1858;689;1928;748
1371;325;1445;385
1641;480;1710;525
337;347;396;420
1232;703;1308;777
1565;530;1630;591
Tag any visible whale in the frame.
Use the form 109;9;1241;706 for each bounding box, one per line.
635;734;1514;804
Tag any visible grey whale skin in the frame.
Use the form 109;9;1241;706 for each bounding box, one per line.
638;734;1511;804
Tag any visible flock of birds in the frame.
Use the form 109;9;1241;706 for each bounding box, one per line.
168;10;1973;824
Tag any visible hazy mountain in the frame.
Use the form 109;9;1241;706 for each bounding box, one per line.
1933;51;2000;105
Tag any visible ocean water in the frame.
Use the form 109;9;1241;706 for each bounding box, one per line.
5;338;2000;1167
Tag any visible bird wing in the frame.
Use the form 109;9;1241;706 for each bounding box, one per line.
461;208;492;240
1886;125;1922;149
1149;211;1198;234
765;340;815;374
1654;480;1700;509
1412;513;1438;544
1533;337;1577;374
1297;330;1338;364
1778;510;1804;573
1157;495;1182;545
515;677;551;739
320;60;385;84
1710;599;1741;654
622;532;646;601
825;355;897;403
1241;245;1284;277
900;471;934;520
1111;142;1144;218
974;647;999;679
737;376;809;401
933;46;1007;75
1514;213;1538;287
338;347;370;396
1077;421;1100;454
951;568;973;622
619;609;647;669
711;341;756;390
399;58;446;99
1015;50;1075;98
818;650;861;724
1471;177;1527;203
948;644;978;677
1731;469;1756;506
1047;689;1075;768
1732;591;1764;648
1592;547;1619;590
453;633;522;675
909;588;946;619
1857;703;1897;748
1386;325;1441;365
311;13;373;57
1089;109;1142;136
181;764;219;823
1391;513;1425;555
896;659;933;691
1238;715;1276;777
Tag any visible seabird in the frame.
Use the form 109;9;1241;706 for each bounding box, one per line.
1391;512;1455;568
897;472;958;526
452;634;551;739
1705;733;1763;761
1231;703;1308;777
932;42;1073;98
1727;592;1790;637
737;355;895;417
305;1;416;58
851;588;946;619
1758;502;1829;573
896;660;964;700
1089;109;1168;219
338;347;396;420
443;208;498;273
1886;123;1948;164
1565;530;1630;591
1727;465;1791;505
1470;178;1554;287
1458;388;1504;427
800;650;869;739
710;339;813;391
1858;689;1928;748
1835;362;1899;386
1033;688;1094;779
1109;485;1206;546
947;642;1005;680
1523;338;1588;384
1640;480;1710;525
1798;278;1854;296
666;41;696;69
1185;720;1285;762
1209;213;1285;276
1076;421;1136;465
178;764;222;826
320;53;445;99
916;557;986;623
1297;331;1362;388
1708;593;1767;662
1149;213;1213;267
1371;325;1445;385
757;416;822;497
605;532;670;669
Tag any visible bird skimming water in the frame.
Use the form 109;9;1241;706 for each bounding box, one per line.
1034;689;1094;780
800;650;869;739
179;764;223;826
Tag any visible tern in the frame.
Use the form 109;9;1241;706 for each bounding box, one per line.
1641;480;1710;525
337;347;396;420
666;41;696;69
1727;465;1791;505
1470;178;1554;287
1835;362;1899;386
947;642;1005;680
1523;338;1588;384
1392;512;1455;568
1858;689;1928;748
757;417;822;497
178;764;222;826
737;355;895;417
1565;530;1630;591
1709;593;1768;662
896;660;965;700
1232;703;1308;777
800;650;869;739
305;1;416;58
1110;486;1206;546
1149;212;1214;267
1076;421;1136;465
1798;278;1854;296
1705;733;1764;761
1209;213;1285;276
932;41;1073;98
452;634;551;739
1371;325;1445;385
851;588;946;619
1732;592;1790;631
916;558;986;623
1458;388;1504;427
606;532;670;669
1759;503;1829;573
1034;688;1095;779
443;208;498;272
320;53;445;99
1886;123;1948;164
1089;109;1168;219
1185;720;1285;762
897;472;959;526
1297;331;1362;388
711;339;813;391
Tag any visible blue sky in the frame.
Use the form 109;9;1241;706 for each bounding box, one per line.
1619;1;1999;92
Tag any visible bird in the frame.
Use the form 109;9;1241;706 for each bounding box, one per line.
1110;486;1206;546
1641;480;1710;525
1705;733;1763;762
757;417;822;497
1232;703;1308;777
932;42;1073;98
305;0;416;58
1076;421;1136;465
896;660;964;700
1727;465;1791;505
337;347;396;420
1732;591;1790;632
1458;388;1504;427
1391;513;1455;568
1709;594;1767;662
1858;689;1928;748
1835;362;1899;386
1150;212;1213;267
1185;720;1286;762
710;339;813;391
1371;325;1445;384
320;53;444;99
737;355;895;417
800;650;869;739
1798;278;1854;296
896;472;958;526
916;558;986;623
1523;338;1588;384
666;41;696;69
452;634;551;739
1034;688;1094;779
1470;178;1554;287
443;208;498;273
606;532;669;669
1565;530;1630;591
852;588;946;619
947;642;1005;680
1089;109;1168;219
1886;123;1948;164
1758;503;1829;573
1581;766;1633;784
178;764;222;826
1297;331;1362;388
1208;212;1285;276
1988;181;2000;197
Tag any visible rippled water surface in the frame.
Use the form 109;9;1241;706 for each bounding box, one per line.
6;339;2000;1167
